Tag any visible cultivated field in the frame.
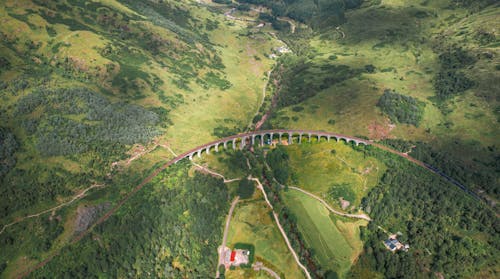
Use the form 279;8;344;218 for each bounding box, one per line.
282;189;367;278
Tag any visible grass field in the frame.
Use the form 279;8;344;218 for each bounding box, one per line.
226;196;305;279
282;189;367;278
283;141;385;211
0;0;282;276
164;12;280;153
269;0;499;147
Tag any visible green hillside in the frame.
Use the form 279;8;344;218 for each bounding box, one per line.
0;0;498;278
263;0;499;201
0;0;278;277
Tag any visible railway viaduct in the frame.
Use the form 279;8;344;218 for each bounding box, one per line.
171;129;370;163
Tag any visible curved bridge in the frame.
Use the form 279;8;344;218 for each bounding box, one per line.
172;129;370;163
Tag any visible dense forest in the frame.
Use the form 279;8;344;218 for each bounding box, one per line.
28;163;230;278
0;127;18;178
377;89;424;126
349;147;499;278
16;86;162;156
383;139;499;199
255;145;498;278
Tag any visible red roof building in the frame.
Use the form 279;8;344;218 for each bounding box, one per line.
230;251;236;262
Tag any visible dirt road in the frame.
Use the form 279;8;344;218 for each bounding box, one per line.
216;196;239;279
288;186;371;221
253;178;312;279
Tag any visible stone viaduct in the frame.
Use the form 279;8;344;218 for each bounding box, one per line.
172;129;371;164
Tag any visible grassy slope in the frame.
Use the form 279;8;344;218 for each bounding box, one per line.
284;141;385;211
269;0;499;170
282;189;367;278
0;0;280;276
226;195;305;279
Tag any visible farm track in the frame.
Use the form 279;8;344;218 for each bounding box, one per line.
287;186;371;221
216;197;239;279
18;130;482;278
252;178;312;279
0;184;105;236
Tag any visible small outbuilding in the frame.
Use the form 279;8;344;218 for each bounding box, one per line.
383;236;409;252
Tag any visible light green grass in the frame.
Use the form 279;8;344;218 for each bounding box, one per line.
164;8;281;153
226;197;305;279
283;141;385;210
271;0;499;148
282;190;367;278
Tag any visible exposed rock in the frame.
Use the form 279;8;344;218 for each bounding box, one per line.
74;202;110;233
339;197;350;210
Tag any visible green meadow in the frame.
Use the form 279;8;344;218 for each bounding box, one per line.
226;196;305;279
284;141;385;211
270;0;499;147
282;189;367;278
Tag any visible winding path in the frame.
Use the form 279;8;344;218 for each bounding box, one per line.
216;196;239;279
18;129;480;278
288;186;371;221
253;262;281;279
0;184;105;235
252;178;312;279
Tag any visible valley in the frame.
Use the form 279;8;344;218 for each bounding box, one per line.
0;0;498;278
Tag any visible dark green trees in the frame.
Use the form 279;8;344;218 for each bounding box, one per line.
377;89;425;126
237;179;256;199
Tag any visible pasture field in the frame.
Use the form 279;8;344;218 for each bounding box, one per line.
283;141;385;211
282;189;367;278
226;197;305;279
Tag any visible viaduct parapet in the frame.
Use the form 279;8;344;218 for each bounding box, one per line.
171;129;370;164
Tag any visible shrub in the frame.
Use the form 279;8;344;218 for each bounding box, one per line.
377;89;425;126
237;179;255;199
434;48;476;100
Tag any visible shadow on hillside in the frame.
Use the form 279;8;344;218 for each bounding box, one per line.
336;5;431;46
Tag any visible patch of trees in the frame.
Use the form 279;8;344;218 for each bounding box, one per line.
0;128;18;178
266;146;290;184
380;138;414;153
434;48;476;100
276;56;361;107
0;57;10;72
29;164;229;278
377;89;424;126
0;165;76;219
212;119;243;138
328;183;355;203
451;0;498;10
349;149;499;278
237;178;255;199
15;87;162;157
258;13;289;31
204;71;232;90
